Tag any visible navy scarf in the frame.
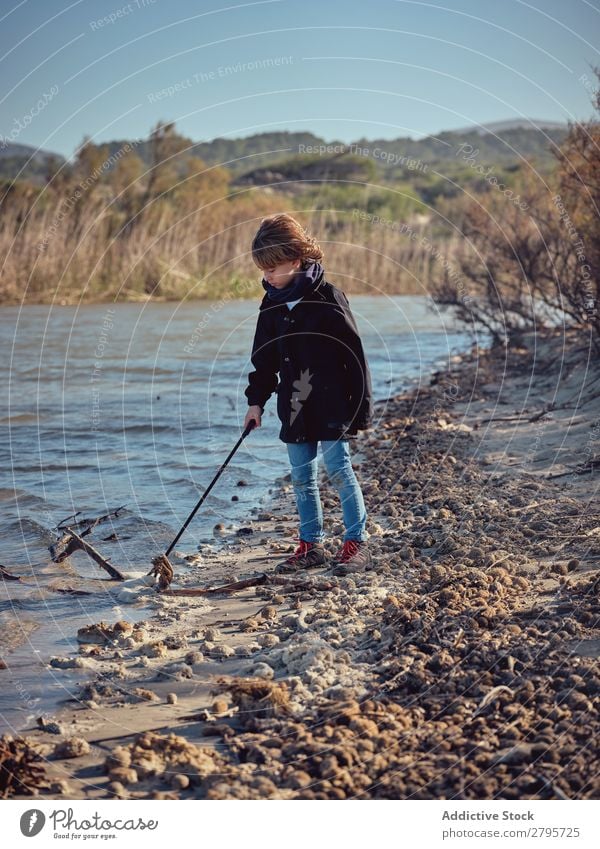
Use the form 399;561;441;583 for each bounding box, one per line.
261;261;324;305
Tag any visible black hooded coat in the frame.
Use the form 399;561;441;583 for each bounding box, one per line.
245;270;373;443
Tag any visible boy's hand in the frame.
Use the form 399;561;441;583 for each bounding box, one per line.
245;405;262;429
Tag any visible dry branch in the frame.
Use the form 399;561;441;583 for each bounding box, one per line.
58;528;124;581
161;572;337;597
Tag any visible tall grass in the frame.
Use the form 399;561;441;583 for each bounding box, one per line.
0;129;457;304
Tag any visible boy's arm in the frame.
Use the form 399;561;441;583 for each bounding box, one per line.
245;307;279;412
331;291;373;428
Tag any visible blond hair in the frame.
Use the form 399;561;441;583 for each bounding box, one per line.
252;213;324;269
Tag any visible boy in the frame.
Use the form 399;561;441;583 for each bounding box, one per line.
243;214;373;575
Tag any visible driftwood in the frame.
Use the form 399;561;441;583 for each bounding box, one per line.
55;504;127;532
161;572;337;597
51;587;92;596
56;528;124;581
162;573;269;596
49;532;82;563
148;555;174;591
547;455;600;480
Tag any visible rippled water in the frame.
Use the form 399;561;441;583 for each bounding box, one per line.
0;296;471;731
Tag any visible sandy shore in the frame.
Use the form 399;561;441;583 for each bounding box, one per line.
3;330;599;800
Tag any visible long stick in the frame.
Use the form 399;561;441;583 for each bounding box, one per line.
164;420;255;557
161;573;337;597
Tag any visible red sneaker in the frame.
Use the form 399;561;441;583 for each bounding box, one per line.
276;539;327;573
332;539;371;575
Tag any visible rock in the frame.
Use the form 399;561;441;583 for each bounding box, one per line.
234;645;253;657
49;779;72;795
109;767;138;785
493;744;534;765
140;641;168;658
36;717;64;735
49;656;87;669
107;781;126;798
167;693;178;705
105;747;132;770
76;622;113;645
76;621;133;645
568;691;592;712
252;662;274;680
212;644;235;660
172;773;190;790
257;634;280;648
164;635;188;650
54;737;90;759
133;688;159;702
156;663;193;681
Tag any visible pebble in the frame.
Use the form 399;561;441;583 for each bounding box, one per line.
212;644;235;660
252;662;275;680
53;737;90;759
107;781;126;798
257;634;280;648
109;767;138;785
49;656;87;669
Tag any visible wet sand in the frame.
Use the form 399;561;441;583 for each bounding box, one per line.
3;330;599;800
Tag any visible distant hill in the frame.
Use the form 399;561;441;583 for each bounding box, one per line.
0;142;65;162
453;119;568;136
221;124;568;195
0;142;65;182
0;122;568;187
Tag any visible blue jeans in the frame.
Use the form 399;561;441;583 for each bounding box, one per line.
286;439;367;544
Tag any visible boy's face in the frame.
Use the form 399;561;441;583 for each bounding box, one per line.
258;258;301;288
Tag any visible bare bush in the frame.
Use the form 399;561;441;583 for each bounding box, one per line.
431;73;600;350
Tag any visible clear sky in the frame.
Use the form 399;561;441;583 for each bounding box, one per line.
1;0;599;158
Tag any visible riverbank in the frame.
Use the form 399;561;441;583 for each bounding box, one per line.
3;328;599;800
1;277;425;307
